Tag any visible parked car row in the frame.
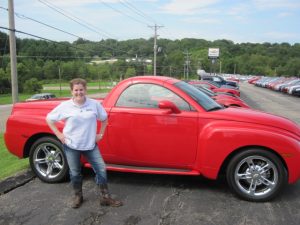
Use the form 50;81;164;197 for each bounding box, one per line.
189;80;240;97
189;82;250;108
187;80;250;108
250;76;300;97
200;75;239;89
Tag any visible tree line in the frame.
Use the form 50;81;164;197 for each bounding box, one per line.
0;31;300;94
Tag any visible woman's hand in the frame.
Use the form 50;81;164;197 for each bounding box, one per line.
46;119;66;144
56;132;66;144
95;133;104;142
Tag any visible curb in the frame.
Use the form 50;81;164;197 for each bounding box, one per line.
0;169;36;195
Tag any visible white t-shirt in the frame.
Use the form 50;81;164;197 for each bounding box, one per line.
46;97;107;151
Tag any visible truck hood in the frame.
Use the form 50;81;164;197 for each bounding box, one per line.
208;107;300;138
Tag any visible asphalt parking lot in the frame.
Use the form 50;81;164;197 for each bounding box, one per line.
0;82;300;225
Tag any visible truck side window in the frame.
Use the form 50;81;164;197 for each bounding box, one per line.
116;83;191;111
116;84;157;108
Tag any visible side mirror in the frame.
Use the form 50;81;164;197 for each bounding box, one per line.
158;100;181;114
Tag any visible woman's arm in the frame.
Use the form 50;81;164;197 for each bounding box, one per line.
46;118;66;144
96;119;108;142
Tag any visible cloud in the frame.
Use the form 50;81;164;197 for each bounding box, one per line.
182;17;220;24
47;0;119;7
253;0;300;10
277;12;293;18
160;0;220;15
264;31;297;40
227;3;251;16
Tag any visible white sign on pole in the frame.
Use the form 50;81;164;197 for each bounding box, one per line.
208;48;220;58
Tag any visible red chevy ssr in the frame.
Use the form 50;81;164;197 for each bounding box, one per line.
5;76;300;202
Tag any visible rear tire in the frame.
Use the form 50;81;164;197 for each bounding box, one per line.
29;137;68;183
226;149;287;202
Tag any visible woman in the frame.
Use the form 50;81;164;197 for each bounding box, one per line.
46;78;122;208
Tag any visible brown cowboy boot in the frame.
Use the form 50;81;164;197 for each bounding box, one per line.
71;182;83;208
99;184;123;207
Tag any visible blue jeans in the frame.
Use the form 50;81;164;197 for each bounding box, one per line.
63;144;107;186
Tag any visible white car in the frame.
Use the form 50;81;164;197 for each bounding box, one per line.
26;93;56;101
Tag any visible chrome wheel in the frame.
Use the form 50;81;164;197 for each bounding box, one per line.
30;137;68;183
33;143;65;179
226;149;287;202
234;155;278;197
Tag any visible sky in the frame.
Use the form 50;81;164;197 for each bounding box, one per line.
1;0;300;44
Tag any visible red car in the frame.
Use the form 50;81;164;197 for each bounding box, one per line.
191;84;250;108
4;76;300;202
189;80;240;96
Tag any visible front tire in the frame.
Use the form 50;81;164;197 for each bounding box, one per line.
29;136;68;183
226;149;288;202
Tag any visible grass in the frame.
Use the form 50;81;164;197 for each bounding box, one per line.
43;81;115;87
0;93;32;105
0;134;29;181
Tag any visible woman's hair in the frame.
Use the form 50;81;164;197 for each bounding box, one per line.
70;78;87;90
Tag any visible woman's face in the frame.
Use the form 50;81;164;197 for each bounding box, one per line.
71;84;86;102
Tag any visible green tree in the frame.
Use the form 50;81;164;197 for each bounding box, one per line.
0;68;10;94
125;67;136;78
44;60;60;80
23;78;43;93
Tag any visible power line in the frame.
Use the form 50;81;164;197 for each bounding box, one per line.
0;28;152;62
36;0;141;55
0;26;97;55
118;0;157;25
38;0;116;40
0;6;83;40
99;0;151;26
2;2;158;56
0;7;133;56
15;12;83;40
0;55;93;59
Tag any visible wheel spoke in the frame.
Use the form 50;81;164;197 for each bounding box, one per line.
35;158;47;164
46;164;54;177
246;158;254;170
249;179;257;195
261;176;275;187
54;151;61;159
237;172;251;180
41;146;50;156
259;163;271;174
53;161;63;170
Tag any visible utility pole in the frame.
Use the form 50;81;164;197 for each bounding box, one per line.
8;0;18;103
234;63;236;74
183;51;191;80
58;66;62;96
149;24;163;76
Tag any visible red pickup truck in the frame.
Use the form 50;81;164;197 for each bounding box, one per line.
4;76;300;202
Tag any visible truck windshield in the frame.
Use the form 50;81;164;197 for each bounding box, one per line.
174;81;223;111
